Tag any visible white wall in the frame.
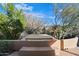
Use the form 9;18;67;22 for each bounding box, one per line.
63;37;78;49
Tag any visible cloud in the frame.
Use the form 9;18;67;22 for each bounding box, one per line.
31;13;45;18
25;12;55;26
24;12;55;26
14;4;33;11
48;16;55;19
25;12;46;18
59;9;63;12
25;12;55;20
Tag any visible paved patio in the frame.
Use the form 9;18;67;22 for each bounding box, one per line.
63;47;79;56
60;50;76;56
9;47;79;56
8;51;76;56
9;51;19;56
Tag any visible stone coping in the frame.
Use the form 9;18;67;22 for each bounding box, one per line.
0;40;56;41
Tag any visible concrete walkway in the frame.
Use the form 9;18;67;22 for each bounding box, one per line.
9;51;19;56
59;50;76;56
63;48;79;56
8;50;76;56
9;47;79;56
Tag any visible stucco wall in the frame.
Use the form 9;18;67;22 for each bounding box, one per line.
50;40;60;50
0;37;78;51
0;40;53;51
12;40;53;50
62;37;78;49
50;37;78;50
50;40;60;55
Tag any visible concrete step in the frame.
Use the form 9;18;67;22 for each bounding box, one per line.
12;40;57;51
19;47;55;56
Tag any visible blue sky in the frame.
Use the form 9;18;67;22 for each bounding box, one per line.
14;3;54;25
0;3;64;25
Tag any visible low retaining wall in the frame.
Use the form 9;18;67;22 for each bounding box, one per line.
13;40;54;50
0;40;55;51
0;37;78;51
62;37;78;49
50;40;60;50
50;37;78;50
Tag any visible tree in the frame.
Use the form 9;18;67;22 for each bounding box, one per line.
0;3;27;40
51;4;79;39
25;15;44;34
50;4;79;50
61;4;79;39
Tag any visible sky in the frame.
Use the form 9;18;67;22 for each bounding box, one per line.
0;3;64;26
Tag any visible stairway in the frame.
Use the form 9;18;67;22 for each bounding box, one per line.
18;34;58;56
18;39;60;56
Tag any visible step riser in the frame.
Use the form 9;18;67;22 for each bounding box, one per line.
19;47;58;56
19;51;55;56
13;41;51;47
12;41;53;51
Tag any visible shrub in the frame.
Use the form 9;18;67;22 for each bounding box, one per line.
0;41;12;55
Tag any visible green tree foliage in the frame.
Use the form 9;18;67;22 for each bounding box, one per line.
50;4;79;39
0;41;12;55
0;4;27;40
61;5;79;39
